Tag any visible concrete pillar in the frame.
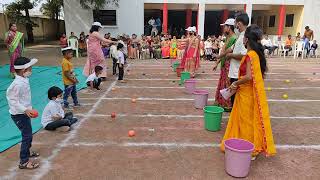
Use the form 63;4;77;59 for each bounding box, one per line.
162;0;168;34
277;5;286;37
197;2;205;38
186;9;192;28
245;1;252;25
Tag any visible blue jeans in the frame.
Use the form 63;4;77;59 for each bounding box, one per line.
11;114;32;164
63;85;78;107
304;38;310;55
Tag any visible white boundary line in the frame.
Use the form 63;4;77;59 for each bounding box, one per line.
78;97;320;102
75;113;320;120
29;64;131;180
68;141;320;150
124;78;319;82
113;86;320;90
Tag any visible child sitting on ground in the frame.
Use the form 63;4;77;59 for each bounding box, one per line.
86;66;103;90
117;43;126;83
7;57;40;169
61;47;80;109
310;40;318;57
41;86;78;132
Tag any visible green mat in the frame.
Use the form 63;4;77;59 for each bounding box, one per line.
0;65;87;152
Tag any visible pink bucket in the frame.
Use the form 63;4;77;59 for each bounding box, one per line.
185;79;196;94
224;138;254;178
192;90;209;109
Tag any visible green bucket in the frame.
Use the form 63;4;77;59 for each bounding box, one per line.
173;62;180;72
180;71;190;85
203;106;224;131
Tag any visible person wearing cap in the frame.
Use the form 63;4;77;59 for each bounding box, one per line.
83;22;117;79
6;57;40;169
212;18;237;111
179;26;200;78
61;47;80;109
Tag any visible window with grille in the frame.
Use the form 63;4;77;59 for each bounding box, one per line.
285;14;294;27
93;10;117;26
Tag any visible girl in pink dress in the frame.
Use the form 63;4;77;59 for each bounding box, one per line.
83;22;116;80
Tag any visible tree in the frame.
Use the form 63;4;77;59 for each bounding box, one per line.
79;0;119;9
40;0;63;39
5;0;40;43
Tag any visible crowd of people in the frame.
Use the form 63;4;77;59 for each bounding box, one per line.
4;11;319;170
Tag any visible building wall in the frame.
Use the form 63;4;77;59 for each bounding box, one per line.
63;0;320;40
252;5;304;37
63;0;144;37
0;13;65;42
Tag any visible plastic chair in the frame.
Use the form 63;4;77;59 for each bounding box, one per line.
294;41;305;59
278;43;289;58
68;39;79;58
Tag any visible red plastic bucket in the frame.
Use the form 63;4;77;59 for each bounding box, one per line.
176;67;184;77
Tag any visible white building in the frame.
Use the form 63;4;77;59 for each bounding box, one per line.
63;0;319;40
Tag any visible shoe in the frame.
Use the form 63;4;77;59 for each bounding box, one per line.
73;103;81;108
96;87;101;90
56;126;71;132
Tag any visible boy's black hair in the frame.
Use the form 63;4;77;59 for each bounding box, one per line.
95;65;103;73
48;86;63;100
62;49;73;56
111;38;117;41
14;57;31;73
117;43;124;50
236;13;249;26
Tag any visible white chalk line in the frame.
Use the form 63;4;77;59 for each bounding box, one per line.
113;86;320;90
28;64;131;180
68;141;320;150
74;113;320;120
78;97;320;103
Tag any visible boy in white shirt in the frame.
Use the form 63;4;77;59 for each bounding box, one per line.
41;86;78;132
110;38;119;75
117;43;126;83
86;66;103;90
6;57;40;169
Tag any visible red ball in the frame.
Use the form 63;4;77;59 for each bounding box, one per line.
111;112;116;118
128;130;135;137
30;110;38;118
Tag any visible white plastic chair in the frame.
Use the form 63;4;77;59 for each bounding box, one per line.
278;43;289;58
294;41;305;59
68;39;79;58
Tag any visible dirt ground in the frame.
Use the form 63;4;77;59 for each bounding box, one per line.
1;44;320;179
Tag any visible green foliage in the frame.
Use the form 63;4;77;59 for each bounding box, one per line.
5;0;39;27
40;0;63;20
79;0;119;9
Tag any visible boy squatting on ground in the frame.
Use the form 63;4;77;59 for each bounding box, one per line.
6;57;40;169
41;86;78;132
86;66;103;90
61;47;80;109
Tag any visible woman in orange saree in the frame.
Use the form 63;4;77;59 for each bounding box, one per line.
221;25;276;158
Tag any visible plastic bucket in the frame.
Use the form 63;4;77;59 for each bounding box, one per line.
171;59;178;67
176;67;184;77
180;71;191;85
192;90;209;109
184;79;196;94
173;62;180;72
224;138;255;178
203;106;224;131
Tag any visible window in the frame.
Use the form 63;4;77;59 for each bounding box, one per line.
93;10;117;26
269;15;276;27
285;14;294;27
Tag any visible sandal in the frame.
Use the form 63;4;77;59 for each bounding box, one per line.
30;151;40;158
19;160;40;169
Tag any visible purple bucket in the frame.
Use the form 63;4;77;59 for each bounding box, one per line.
185;79;196;94
192;90;209;109
224;138;255;178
